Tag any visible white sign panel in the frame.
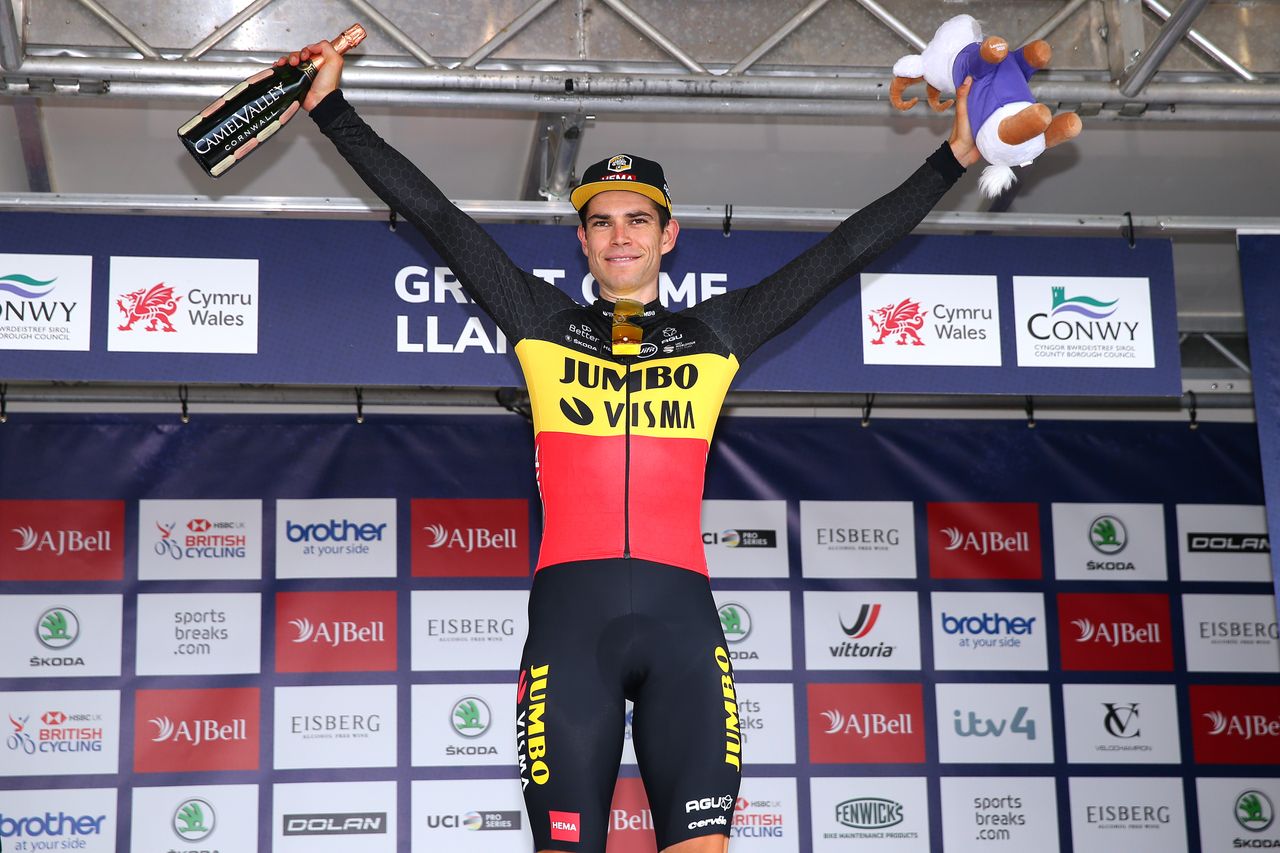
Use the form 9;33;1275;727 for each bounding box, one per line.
1182;594;1280;673
1176;504;1271;582
411;590;528;671
940;776;1059;853
732;777;798;852
107;255;259;353
135;592;261;676
1069;776;1187;853
411;779;531;853
1196;777;1280;852
711;591;793;671
735;683;796;765
130;784;259;853
411;683;516;766
274;684;397;769
935;682;1054;764
276;498;397;579
0;594;122;678
272;781;396;853
1013;275;1155;368
701;500;790;578
930;591;1047;671
0;787;117;853
803;591;921;671
138;499;262;580
1050;502;1167;580
861;273;1001;366
799;500;917;579
0;689;120;777
1062;683;1181;764
810;776;929;852
0;253;93;351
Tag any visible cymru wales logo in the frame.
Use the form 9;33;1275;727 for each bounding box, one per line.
1050;286;1117;319
173;798;216;841
718;603;752;643
451;697;491;738
868;298;926;346
36;607;80;649
1089;515;1127;554
1236;790;1274;832
116;282;181;332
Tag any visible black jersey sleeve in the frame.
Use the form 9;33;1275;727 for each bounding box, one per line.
310;90;576;342
687;143;964;360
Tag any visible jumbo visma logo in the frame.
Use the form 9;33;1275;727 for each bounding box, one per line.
516;664;551;789
173;798;216;842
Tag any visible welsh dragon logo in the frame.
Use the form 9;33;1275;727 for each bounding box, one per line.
116;282;181;332
868;298;926;346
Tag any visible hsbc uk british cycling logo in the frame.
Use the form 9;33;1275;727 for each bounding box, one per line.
868;298;926;346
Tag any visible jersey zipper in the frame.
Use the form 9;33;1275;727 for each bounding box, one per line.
623;360;632;559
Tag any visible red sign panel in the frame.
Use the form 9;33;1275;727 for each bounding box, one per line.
411;499;530;577
0;500;124;580
1057;593;1173;671
275;590;397;672
807;683;925;763
134;687;259;772
1190;685;1280;765
606;777;655;853
927;502;1041;579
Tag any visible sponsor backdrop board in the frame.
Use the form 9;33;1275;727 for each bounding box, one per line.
0;214;1178;395
1;414;1277;852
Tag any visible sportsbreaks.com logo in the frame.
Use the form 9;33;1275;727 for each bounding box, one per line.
928;503;1041;579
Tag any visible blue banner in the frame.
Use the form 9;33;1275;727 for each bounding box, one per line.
0;212;1179;394
1239;232;1280;612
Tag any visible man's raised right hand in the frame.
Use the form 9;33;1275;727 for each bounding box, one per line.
274;40;343;112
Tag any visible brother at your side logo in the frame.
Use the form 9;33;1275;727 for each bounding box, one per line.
0;787;117;853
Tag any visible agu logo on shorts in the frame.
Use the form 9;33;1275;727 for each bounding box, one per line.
549;810;580;843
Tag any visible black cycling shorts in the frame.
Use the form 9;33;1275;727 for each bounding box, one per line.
515;558;742;851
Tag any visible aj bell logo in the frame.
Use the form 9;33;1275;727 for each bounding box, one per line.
150;715;247;746
11;526;112;556
1204;711;1280;740
423;523;517;553
289;618;385;646
1072;619;1161;646
941;526;1030;555
819;710;913;739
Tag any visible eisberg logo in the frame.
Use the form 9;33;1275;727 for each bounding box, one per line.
835;798;902;830
173;798;215;841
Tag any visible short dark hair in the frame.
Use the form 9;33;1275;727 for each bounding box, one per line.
577;195;671;230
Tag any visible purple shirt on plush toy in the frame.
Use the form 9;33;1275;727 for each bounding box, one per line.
952;43;1039;131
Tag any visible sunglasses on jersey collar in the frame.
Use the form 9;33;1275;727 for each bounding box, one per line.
612;299;643;356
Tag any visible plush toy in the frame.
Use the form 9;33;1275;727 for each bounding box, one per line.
890;15;1081;197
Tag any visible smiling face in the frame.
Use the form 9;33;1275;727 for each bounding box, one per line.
577;190;679;304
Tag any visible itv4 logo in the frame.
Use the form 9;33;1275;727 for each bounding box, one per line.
953;706;1037;740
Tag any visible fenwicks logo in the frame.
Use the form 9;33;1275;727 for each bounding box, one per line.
836;798;902;830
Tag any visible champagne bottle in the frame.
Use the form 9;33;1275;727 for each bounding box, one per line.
178;24;366;178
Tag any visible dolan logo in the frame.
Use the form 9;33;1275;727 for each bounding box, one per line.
559;397;593;426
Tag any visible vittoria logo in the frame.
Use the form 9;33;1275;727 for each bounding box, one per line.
829;603;896;660
275;591;396;673
35;607;80;650
1191;686;1280;764
718;603;752;642
867;298;927;346
836;798;903;830
841;604;881;639
1236;790;1275;832
173;798;215;841
1057;593;1172;671
412;499;529;577
1090;515;1127;554
928;503;1041;579
1;500;124;580
808;684;924;763
451;697;492;738
134;688;259;772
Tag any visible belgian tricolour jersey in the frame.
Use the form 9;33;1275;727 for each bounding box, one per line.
314;91;963;575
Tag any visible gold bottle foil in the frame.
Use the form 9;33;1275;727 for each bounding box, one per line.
333;24;368;54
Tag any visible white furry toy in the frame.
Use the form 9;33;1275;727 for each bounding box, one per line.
891;15;1082;198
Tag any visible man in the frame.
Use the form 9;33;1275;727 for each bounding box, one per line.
281;40;977;853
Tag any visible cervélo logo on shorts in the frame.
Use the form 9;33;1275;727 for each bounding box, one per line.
0;500;124;580
1057;593;1173;671
1191;685;1280;765
928;502;1041;579
275;591;396;673
807;683;924;763
133;688;259;772
411;499;529;577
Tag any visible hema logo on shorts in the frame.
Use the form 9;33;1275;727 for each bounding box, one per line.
549;810;580;843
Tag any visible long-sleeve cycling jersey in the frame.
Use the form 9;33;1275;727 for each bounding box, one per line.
311;91;964;576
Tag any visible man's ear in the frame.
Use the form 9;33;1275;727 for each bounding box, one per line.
660;217;680;256
577;223;588;256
